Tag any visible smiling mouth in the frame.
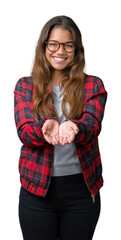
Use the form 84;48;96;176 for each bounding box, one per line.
52;56;67;63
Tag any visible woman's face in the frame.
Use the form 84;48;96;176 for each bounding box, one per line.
45;27;75;71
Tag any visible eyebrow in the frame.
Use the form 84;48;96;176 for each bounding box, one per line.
48;40;73;43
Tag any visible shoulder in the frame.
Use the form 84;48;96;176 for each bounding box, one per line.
84;74;106;93
83;74;107;102
14;76;34;97
84;74;105;86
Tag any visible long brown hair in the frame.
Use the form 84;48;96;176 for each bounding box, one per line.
32;15;85;121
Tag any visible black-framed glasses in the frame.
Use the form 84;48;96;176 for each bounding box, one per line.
45;40;75;53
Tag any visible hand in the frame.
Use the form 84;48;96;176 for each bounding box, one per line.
42;119;59;145
59;121;79;145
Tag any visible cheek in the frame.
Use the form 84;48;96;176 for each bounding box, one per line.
69;53;75;63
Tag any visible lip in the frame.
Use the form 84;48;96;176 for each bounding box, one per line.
52;56;67;63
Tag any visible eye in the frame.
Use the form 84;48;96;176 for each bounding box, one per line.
48;41;58;47
67;44;72;48
50;43;57;46
65;43;73;48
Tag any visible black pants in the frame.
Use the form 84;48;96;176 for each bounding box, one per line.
19;174;100;240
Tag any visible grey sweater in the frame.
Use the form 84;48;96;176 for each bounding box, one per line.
51;82;82;176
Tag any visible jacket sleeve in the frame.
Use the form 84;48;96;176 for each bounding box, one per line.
14;78;50;148
72;77;107;146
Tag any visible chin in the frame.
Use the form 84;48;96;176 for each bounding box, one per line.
52;64;68;71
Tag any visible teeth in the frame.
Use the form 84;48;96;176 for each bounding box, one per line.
53;57;65;61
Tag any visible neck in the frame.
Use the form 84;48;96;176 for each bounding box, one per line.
51;70;65;86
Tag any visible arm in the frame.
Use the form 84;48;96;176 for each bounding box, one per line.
14;78;55;147
72;77;107;145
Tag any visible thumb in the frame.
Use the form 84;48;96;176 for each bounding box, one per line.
42;123;49;134
71;125;79;134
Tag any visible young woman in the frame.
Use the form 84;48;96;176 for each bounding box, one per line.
14;15;107;240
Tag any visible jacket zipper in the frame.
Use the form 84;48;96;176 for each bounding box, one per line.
82;172;95;203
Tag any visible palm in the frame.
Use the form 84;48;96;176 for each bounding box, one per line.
42;119;59;145
59;121;79;145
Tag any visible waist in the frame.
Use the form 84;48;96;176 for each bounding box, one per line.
51;173;84;184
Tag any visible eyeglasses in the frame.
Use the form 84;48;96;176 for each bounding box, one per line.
45;40;75;53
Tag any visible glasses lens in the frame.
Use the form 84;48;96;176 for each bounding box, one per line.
47;41;59;52
65;42;74;53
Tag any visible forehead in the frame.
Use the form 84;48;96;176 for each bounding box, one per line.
48;27;73;42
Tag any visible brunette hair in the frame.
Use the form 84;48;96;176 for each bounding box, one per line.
32;15;85;120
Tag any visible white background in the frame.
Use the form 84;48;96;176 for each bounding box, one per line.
0;0;121;239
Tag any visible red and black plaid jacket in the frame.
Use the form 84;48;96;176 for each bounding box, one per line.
14;74;107;197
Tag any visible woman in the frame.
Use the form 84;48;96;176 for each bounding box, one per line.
14;15;107;240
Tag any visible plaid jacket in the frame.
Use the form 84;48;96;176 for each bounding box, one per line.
14;74;107;197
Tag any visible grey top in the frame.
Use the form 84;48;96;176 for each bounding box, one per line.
50;82;82;176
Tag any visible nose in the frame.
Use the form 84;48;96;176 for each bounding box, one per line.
56;43;65;54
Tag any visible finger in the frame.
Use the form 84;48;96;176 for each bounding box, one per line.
73;129;79;135
70;125;79;133
60;137;68;145
51;137;59;145
67;138;73;144
43;134;52;144
63;132;74;144
42;129;46;134
42;124;49;134
49;134;59;145
68;134;75;144
59;135;64;145
66;126;78;135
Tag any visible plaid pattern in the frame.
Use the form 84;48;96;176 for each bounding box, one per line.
14;75;107;197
